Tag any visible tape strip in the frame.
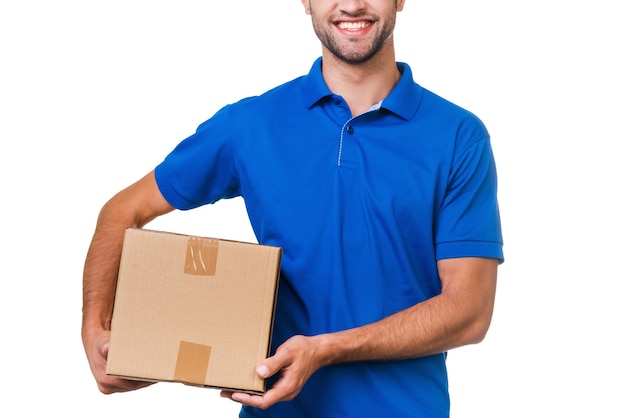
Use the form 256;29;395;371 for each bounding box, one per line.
185;237;218;276
173;341;212;385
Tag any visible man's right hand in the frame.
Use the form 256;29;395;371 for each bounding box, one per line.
83;329;154;394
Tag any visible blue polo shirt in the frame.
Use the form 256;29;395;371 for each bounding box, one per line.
155;57;503;418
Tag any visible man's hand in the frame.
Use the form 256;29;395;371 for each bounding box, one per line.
83;329;154;394
220;335;328;410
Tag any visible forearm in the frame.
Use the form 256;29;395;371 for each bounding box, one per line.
318;296;485;366
82;172;173;338
82;199;140;337
318;258;498;366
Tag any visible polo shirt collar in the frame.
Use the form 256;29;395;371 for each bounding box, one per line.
382;62;422;120
301;57;333;108
301;57;422;121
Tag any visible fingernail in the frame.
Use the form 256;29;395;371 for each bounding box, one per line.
257;364;269;377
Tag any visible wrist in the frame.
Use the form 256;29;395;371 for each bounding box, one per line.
314;329;361;367
81;313;111;341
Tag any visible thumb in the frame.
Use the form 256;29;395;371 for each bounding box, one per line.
256;363;271;378
256;351;286;379
102;341;110;357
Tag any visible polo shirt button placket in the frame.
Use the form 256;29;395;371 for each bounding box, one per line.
346;125;354;134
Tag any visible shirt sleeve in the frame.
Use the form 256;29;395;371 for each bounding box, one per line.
434;123;504;263
154;104;242;210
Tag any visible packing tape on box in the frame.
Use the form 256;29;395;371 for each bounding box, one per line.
173;341;212;385
185;237;219;276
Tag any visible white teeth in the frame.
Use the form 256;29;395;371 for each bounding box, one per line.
337;21;371;30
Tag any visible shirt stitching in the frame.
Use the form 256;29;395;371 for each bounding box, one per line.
337;101;383;167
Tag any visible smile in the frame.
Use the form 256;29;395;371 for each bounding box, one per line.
336;21;372;31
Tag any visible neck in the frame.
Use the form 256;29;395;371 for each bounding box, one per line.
321;40;400;116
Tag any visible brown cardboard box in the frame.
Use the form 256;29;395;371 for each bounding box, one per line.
106;228;281;394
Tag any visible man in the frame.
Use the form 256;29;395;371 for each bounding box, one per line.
82;1;504;417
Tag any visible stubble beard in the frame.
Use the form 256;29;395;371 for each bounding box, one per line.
311;12;396;65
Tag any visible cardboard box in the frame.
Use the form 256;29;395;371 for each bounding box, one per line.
106;228;281;394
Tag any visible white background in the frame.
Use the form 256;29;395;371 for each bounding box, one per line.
1;1;624;416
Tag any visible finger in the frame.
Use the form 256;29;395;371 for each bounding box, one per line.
219;390;233;399
230;392;272;409
256;364;270;378
98;375;154;394
257;349;289;379
230;375;299;410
